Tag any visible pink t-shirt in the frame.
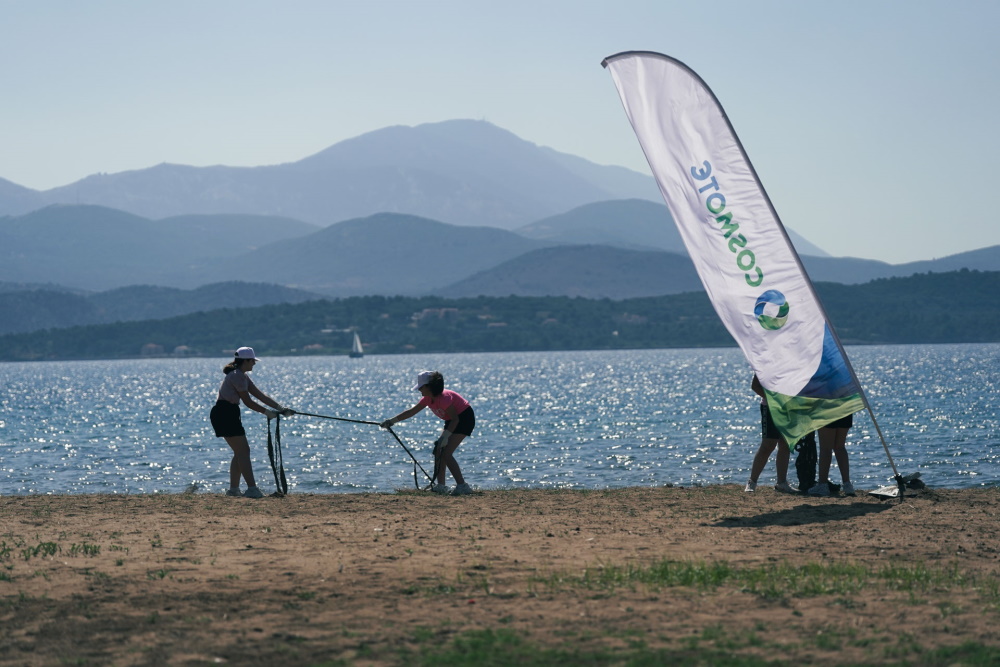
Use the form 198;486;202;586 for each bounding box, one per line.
418;390;470;420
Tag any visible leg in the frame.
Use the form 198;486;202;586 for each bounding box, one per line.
775;439;790;485
748;438;779;484
224;435;256;488
808;428;838;496
438;433;467;485
830;427;851;485
817;428;834;484
229;455;241;489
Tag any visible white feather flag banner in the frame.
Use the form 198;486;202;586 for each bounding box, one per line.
603;51;862;444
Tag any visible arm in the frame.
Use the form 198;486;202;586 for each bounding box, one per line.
751;374;765;399
238;389;275;416
380;403;425;428
248;383;284;411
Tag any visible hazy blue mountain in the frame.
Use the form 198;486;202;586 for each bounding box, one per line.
799;246;1000;284
515;199;686;252
434;245;703;298
4;201;999;301
0;120;661;229
797;256;897;284
195;212;558;296
515;199;829;257
0;282;323;336
436;241;1000;300
0;289;101;334
0;177;38;211
0;205;318;290
901;245;1000;274
0;280;85;294
537;148;660;201
157;213;319;256
87;282;323;323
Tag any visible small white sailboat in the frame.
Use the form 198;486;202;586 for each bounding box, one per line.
349;331;364;358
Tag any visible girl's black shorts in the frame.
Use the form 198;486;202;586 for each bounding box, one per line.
760;402;780;440
452;406;476;436
210;400;246;438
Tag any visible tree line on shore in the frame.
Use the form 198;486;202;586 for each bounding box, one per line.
0;269;997;362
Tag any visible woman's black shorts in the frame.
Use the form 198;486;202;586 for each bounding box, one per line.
452;406;476;436
760;402;780;440
824;413;854;429
210;400;246;438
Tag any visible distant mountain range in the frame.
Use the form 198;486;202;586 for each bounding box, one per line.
3;117;1000;341
0;282;323;336
516;198;830;257
0;206;318;290
0;119;660;228
4;200;999;301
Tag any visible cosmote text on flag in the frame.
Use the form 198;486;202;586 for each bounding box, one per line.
690;160;763;287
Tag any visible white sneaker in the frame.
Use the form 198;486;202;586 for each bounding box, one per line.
842;481;856;497
243;487;264;499
225;488;242;497
774;481;797;494
808;482;831;497
744;480;757;493
451;483;473;496
430;483;450;494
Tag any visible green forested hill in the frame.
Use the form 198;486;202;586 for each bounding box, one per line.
0;269;997;361
815;269;1000;344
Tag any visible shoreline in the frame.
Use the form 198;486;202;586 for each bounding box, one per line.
3;485;999;664
1;477;994;498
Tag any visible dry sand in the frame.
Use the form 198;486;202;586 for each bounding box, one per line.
2;485;999;665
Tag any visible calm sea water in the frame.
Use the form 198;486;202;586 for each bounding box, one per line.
1;344;997;495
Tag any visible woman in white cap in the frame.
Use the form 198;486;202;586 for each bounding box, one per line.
210;346;293;498
380;371;475;495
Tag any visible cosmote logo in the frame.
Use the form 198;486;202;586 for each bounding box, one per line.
754;290;789;330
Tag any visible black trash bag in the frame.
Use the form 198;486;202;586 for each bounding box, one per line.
794;431;817;493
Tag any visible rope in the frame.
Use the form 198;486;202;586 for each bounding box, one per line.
293;411;380;426
280;410;435;490
384;425;435;489
266;415;288;497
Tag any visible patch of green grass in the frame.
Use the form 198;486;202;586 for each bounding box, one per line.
910;641;1000;665
20;542;60;561
404;627;776;666
69;542;101;557
534;558;998;602
393;625;1000;667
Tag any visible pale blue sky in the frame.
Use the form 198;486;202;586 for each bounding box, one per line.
2;0;996;264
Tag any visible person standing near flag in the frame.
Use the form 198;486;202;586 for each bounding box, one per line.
808;416;856;497
744;374;795;493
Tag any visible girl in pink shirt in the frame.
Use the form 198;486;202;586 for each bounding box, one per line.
381;371;475;495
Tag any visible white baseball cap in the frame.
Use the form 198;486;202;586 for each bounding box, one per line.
235;346;260;360
413;370;435;390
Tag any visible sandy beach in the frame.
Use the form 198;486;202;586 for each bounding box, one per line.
2;485;999;665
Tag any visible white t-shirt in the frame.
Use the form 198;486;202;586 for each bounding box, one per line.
217;369;256;404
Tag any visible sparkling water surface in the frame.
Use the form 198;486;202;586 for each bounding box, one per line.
1;344;997;495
